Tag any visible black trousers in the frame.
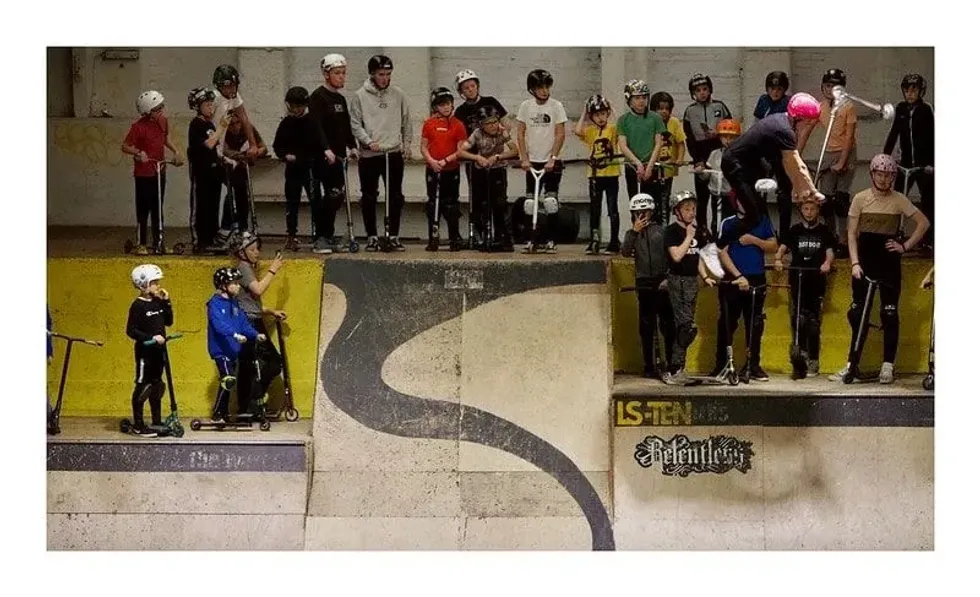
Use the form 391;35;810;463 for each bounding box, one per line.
895;168;935;245
189;170;222;248
220;165;250;233
522;161;563;243
134;171;167;247
716;275;767;369
425;168;462;240
236;319;283;416
637;280;675;374
283;163;315;238
471;167;509;242
359;152;405;237
131;346;164;428
717;158;768;249
789;271;827;361
848;260;902;364
312;160;344;239
588;176;620;242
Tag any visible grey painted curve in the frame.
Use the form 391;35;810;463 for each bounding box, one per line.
320;258;615;550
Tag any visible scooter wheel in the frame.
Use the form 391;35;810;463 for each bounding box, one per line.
173;425;185;438
120;419;131;433
727;371;739;386
259;421;271;432
349;241;360;254
190;419;202;431
922;375;934;391
842;371;855;385
285;408;300;422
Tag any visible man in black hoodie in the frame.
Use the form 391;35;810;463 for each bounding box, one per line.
308;53;358;254
273;86;324;251
883;73;934;251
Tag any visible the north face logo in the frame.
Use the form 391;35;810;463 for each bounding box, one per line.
529;113;552;125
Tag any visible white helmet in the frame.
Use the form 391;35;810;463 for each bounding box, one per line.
629;193;655;212
131;264;163;290
455;69;479;93
320;53;347;72
136;90;165;115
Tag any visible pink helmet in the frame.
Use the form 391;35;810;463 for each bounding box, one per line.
787;93;821;120
870;153;898;174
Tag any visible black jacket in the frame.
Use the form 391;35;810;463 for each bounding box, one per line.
883;101;934;167
272;114;323;167
309;86;356;157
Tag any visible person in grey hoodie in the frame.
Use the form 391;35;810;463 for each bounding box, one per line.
621;192;676;381
349;54;413;251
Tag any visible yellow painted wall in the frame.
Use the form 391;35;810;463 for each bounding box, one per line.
47;257;323;417
611;258;935;375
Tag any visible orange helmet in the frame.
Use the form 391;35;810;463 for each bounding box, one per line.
717;119;741;137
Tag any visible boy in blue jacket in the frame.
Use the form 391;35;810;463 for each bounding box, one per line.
207;267;266;422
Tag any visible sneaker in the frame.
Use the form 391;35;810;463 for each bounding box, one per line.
284;236;300;251
210;415;227;424
449;238;464;252
828;364;850;382
544;240;556;253
391;237;406;252
665;370;692;386
585;240;600;255
134;244;150;256
604;242;621;255
425;238;439;252
134;426;158;438
313;237;334;254
749;364;770;382
879;362;895;384
807;359;820;378
365;236;381;252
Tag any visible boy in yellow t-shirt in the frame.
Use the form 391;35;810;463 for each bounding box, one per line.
652;91;687;206
574;95;622;254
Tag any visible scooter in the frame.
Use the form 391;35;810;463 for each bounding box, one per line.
265;318;300;422
342;157;360;253
120;334;185;438
47;331;105;435
125;159;181;255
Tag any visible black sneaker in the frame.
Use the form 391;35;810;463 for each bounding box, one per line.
449;238;464;252
749;364;770;381
604;242;621;255
365;236;381;252
425;238;439;252
391;237;406;252
133;425;158;438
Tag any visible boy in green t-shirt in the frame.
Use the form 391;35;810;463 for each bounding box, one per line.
618;79;667;222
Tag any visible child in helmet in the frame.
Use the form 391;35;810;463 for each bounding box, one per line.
121;90;185;255
125;264;175;437
187;87;229;253
773;198;837;377
211;64;260;160
516;68;568;252
350;54;413;252
621;193;676;381
219;113;268;237
573;94;621;254
232;232;285;417
421;87;469;251
453;69;510;246
273;86;324;251
309;53;358;254
829;154;930;384
715;190;778;383
883;73;934;251
797;68;858;250
663;191;712;385
694;118;741;238
753;71;790;121
716;92;824;251
683;73;733;232
617;80;667;215
651;91;687;205
457;106;519;251
207;267;266;422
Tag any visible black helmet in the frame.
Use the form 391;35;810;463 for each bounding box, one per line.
901;73;927;95
526;69;554;93
477;105;501;123
212;64;240;87
213;267;243;289
822;68;846;87
586;94;611;114
187;87;215;110
765;71;789;91
368;54;394;74
688;73;713;98
650;91;674;111
285;86;309;106
430;87;454;109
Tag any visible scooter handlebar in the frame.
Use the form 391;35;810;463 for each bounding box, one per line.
142;333;184;347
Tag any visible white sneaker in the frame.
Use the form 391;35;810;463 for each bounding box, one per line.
828;364;849;382
700;243;725;279
879;362;895;384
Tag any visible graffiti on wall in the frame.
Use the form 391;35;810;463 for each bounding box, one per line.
52;120;187;168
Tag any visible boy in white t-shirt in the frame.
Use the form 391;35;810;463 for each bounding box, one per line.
516;68;568;252
211;65;259;160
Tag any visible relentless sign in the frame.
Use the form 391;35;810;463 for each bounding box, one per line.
633;434;754;477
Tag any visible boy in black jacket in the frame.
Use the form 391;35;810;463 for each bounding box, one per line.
125;264;174;437
683;73;733;232
622;193;675;381
187;87;230;252
308;53;358;254
273;86;323;250
883;74;934;250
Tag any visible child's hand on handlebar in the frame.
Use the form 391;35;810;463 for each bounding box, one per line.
153;334;166;345
256;334;267;343
233;333;247;344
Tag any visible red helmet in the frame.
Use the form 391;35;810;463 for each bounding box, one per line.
787;93;821;120
870;153;898;174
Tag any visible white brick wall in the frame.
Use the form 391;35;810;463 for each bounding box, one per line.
647;47;744;121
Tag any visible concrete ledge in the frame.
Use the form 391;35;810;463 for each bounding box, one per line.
304;517;463;550
47;441;308;472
